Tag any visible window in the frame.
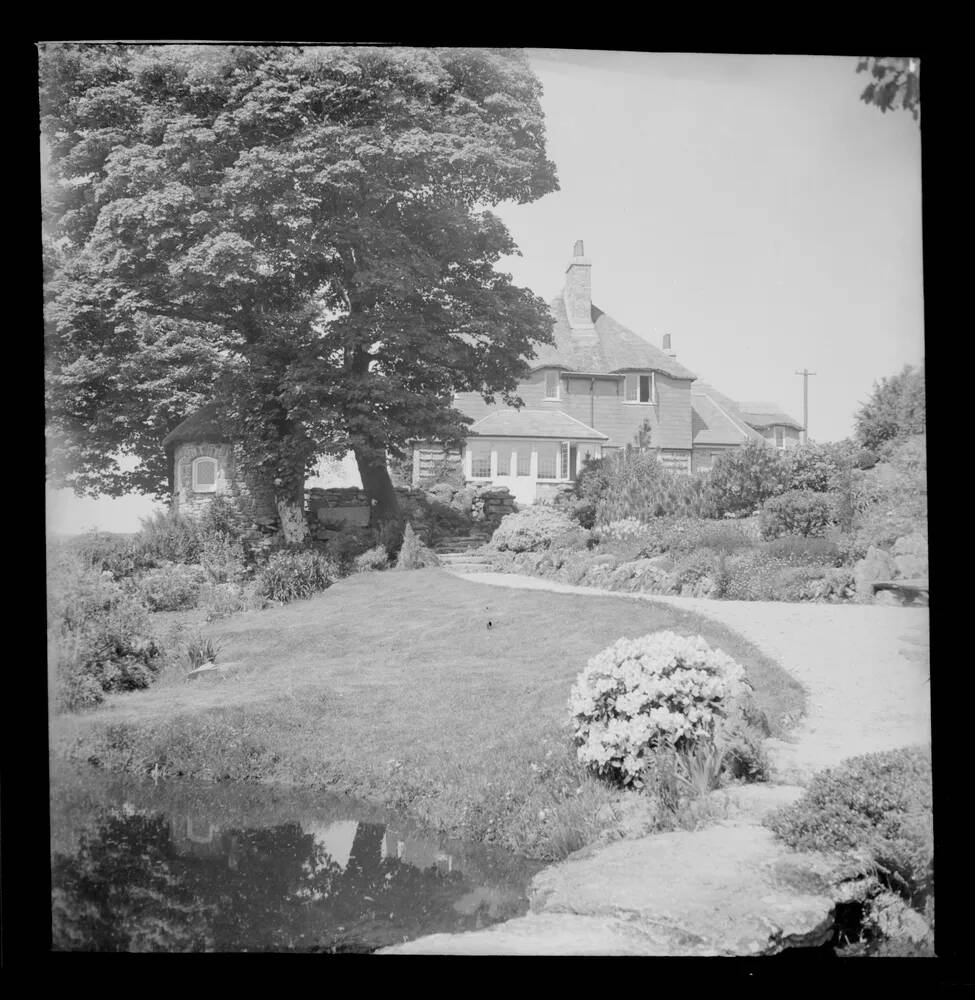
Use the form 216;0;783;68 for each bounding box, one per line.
496;444;513;477
774;426;784;449
192;457;218;493
517;450;531;476
470;445;491;477
536;443;557;479
560;441;570;480
544;370;560;399
624;372;655;403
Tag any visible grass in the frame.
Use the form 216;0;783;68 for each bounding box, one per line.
51;568;806;860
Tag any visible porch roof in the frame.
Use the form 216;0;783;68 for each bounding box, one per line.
468;409;609;441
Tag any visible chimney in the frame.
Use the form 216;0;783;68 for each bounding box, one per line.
662;334;677;359
564;240;594;330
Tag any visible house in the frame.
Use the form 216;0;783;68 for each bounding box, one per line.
411;241;802;504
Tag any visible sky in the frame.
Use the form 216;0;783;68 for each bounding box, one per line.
45;48;924;536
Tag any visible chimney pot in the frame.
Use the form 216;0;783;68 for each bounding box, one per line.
573;239;584;256
662;334;671;350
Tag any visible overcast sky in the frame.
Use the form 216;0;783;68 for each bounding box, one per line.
46;48;923;535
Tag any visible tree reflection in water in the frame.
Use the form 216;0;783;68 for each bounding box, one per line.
52;809;527;952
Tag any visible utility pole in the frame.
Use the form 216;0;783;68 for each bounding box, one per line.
795;369;816;445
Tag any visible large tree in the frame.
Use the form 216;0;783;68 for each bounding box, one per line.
42;44;559;541
856;57;920;122
854;364;925;454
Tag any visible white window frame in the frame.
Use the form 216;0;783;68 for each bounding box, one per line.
191;456;218;493
623;371;656;404
544;370;561;400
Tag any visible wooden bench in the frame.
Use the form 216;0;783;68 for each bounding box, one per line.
870;579;929;605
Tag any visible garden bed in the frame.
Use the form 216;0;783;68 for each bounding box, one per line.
50;569;805;862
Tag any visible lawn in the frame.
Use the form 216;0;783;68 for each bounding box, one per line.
51;568;806;860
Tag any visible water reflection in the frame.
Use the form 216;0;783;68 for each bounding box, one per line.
51;782;537;952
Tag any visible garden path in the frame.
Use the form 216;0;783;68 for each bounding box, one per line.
453;573;931;786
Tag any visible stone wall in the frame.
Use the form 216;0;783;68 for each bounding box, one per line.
412;440;464;487
173;441;279;542
304;482;517;544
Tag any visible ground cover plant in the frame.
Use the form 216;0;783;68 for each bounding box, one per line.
50;570;805;862
765;745;933;956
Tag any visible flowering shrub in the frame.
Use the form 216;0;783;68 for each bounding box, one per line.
759;490;839;539
491;507;581;553
637;518;752;558
569;631;746;788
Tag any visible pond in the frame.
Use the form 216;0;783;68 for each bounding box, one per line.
50;760;545;953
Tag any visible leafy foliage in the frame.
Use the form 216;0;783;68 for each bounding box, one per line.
133;563;207;611
490;506;580;553
48;553;162;711
393;522;440;570
575;451;713;524
856;57;920;121
703;440;788;517
759;489;838;539
41;45;559;528
354;545;390;572
255;549;337;602
766;746;932;906
854;365;925;455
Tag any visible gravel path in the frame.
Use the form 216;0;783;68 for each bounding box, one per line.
455;573;931;785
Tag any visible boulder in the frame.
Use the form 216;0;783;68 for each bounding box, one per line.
427;482;456;502
449;488;475;514
384;822;847;956
874;589;904;607
853;546;896;603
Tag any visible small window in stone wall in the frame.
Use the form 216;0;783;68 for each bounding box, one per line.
192;457;218;492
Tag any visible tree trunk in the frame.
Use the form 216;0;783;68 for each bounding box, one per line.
276;496;309;545
353;446;402;535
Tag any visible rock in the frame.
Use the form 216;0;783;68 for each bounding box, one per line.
893;532;927;557
449;488;474;514
894;553;927;579
853;546;896;603
528;823;844;956
378;913;677;955
427;482;455;502
706;784;806;824
874;589;904;607
385;822;846;956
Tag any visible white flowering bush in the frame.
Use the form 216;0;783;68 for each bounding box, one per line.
569;631;747;788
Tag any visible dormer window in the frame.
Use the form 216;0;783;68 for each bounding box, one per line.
624;372;656;404
192;456;218;493
544;370;561;400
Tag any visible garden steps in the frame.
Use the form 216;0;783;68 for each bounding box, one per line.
436;551;496;574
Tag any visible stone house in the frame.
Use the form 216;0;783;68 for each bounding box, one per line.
162;404;280;541
411;241;802;504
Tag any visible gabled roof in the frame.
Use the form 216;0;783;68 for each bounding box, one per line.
691;383;766;445
469;410;608;441
737;402;804;431
528;294;698;381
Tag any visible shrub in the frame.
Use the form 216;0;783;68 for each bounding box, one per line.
355;545;390;572
704;440;789;517
759;490;839;540
854;365;925;455
667;549;724;594
255;549;337;603
326;527;379;574
199;533;248;584
132;509;205;566
782;440;858;493
47;555;163;710
197;581;265;620
491;507;579;553
850;436;927;553
763;535;844;567
61;531;143;579
394;523;440;570
569;631;747;789
134;563;207;611
766;746;933;906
